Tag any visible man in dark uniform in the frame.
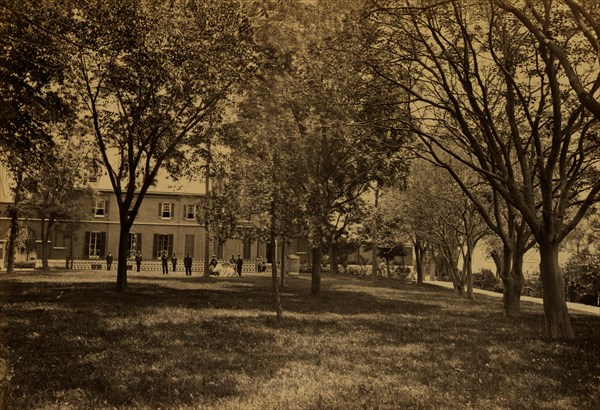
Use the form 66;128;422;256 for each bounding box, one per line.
106;252;113;270
161;251;169;274
184;253;193;276
236;255;243;277
135;251;142;272
172;253;178;272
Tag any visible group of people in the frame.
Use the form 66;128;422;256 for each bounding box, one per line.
105;251;243;277
209;254;244;277
160;251;193;276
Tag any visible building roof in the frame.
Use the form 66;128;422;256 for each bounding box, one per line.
0;162;207;203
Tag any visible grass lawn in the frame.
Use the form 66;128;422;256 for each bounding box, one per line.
1;270;599;410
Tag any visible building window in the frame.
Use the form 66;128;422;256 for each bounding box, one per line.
243;238;252;260
85;232;106;259
159;202;173;219
53;229;66;249
127;233;142;258
153;234;174;259
184;234;195;257
94;199;107;217
184;204;196;220
213;241;224;260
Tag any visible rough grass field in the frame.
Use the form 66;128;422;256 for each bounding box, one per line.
1;270;599;410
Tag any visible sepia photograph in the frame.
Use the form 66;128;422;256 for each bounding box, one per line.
1;0;599;408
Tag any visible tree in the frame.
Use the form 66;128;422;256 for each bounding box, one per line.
359;184;411;280
0;0;74;273
236;0;409;297
402;160;485;297
368;0;600;339
224;60;310;318
67;0;257;289
21;145;94;270
493;0;600;121
288;1;408;296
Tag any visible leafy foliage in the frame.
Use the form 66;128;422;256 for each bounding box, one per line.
61;0;259;286
0;0;73;171
565;251;600;305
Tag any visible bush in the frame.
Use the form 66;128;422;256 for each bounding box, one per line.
522;276;544;298
472;268;502;292
299;263;312;273
14;262;36;269
564;251;600;305
391;266;411;280
344;265;370;276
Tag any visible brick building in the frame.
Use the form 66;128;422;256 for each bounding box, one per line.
0;165;266;270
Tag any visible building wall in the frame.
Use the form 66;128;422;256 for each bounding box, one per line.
0;189;265;265
70;190;204;260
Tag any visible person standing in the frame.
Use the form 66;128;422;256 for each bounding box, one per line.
106;252;113;270
135;251;142;272
172;253;178;272
229;254;236;265
161;251;169;274
209;255;218;275
184;253;193;276
236;255;243;277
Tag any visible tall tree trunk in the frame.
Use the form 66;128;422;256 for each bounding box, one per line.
6;174;23;274
491;249;502;279
116;222;132;290
203;228;210;278
371;245;378;282
270;206;283;320
371;184;380;283
6;207;19;274
203;163;211;278
40;216;54;271
329;242;340;275
311;245;322;297
538;240;574;339
456;263;466;296
40;213;48;271
499;245;518;317
465;245;475;301
444;251;464;295
271;242;283;320
280;237;286;288
510;247;525;315
414;240;425;284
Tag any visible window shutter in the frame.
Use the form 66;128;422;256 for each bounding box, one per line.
104;198;108;217
168;234;174;256
153;234;159;259
171;202;175;219
99;232;106;258
159;202;162;217
185;234;195;257
84;232;90;258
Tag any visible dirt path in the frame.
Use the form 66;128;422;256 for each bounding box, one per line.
426;279;600;316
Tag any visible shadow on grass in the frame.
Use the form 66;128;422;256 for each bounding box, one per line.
1;272;600;409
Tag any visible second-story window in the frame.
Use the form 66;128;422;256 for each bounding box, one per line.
94;199;106;217
184;204;196;220
160;202;173;219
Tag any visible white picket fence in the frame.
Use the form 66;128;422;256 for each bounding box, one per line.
49;258;263;273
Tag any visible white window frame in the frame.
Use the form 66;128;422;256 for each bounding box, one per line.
160;202;172;219
184;204;196;220
89;232;102;258
127;232;140;258
94;199;106;217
